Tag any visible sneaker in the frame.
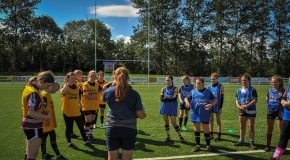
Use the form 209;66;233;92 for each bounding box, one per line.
93;124;97;129
250;142;257;150
84;141;91;146
70;133;79;139
193;145;201;152
67;142;75;147
179;137;185;143
234;141;244;146
207;146;218;152
264;146;272;152
56;155;68;160
214;137;221;142
210;135;215;140
165;137;172;144
42;153;53;160
100;123;105;129
181;126;188;132
88;135;94;143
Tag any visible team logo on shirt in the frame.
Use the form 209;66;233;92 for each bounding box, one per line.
196;98;208;106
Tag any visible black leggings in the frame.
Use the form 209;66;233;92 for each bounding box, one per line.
41;130;60;156
277;120;290;149
63;114;88;143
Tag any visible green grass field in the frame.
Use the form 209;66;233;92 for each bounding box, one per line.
1;83;290;160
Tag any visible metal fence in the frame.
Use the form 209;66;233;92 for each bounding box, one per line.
1;76;290;85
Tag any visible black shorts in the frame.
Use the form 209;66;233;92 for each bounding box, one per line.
23;128;43;141
180;104;190;110
83;110;96;115
239;110;256;117
193;121;209;124
267;110;282;120
99;104;106;109
106;127;137;151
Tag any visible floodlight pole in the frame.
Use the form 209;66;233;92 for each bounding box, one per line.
147;0;150;86
94;0;97;71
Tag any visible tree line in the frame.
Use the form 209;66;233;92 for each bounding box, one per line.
0;0;289;77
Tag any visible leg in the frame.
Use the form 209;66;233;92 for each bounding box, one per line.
170;116;184;141
266;119;275;147
184;109;189;128
100;107;105;125
49;130;61;156
75;115;89;142
209;113;214;139
273;120;290;159
193;123;201;151
121;150;134;160
179;109;184;128
248;117;256;149
202;122;216;151
108;150;119;160
63;114;73;144
216;110;222;140
163;114;170;140
84;113;93;136
41;132;49;157
27;137;42;159
235;116;246;146
277;119;282;133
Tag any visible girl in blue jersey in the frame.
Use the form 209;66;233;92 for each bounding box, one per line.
184;77;217;152
271;85;290;160
160;75;185;143
265;75;285;152
234;73;258;150
178;75;194;132
208;73;224;141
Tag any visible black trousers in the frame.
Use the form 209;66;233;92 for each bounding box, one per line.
63;114;87;143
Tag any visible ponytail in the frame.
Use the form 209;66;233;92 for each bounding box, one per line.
114;67;130;102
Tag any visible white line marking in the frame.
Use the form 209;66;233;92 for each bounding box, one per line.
134;148;290;160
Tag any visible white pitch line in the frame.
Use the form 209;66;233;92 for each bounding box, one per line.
134;148;290;160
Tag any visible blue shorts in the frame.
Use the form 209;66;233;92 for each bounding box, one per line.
106;127;137;151
160;102;178;116
190;111;210;123
180;104;190;110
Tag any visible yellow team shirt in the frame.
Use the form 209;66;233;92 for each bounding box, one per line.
22;85;44;117
42;91;57;133
61;84;81;117
82;81;99;111
96;80;107;105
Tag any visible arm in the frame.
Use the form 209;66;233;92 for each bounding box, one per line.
220;86;224;107
83;85;98;100
244;88;258;109
135;92;146;119
205;92;218;110
60;84;68;95
136;110;146;119
184;97;191;109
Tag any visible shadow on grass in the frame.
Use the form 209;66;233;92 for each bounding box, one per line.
137;130;151;136
70;144;108;159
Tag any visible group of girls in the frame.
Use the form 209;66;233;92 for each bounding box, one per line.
160;73;290;160
21;70;109;160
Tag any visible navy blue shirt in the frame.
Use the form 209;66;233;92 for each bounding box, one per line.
103;86;144;129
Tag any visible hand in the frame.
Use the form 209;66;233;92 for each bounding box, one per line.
205;104;213;110
281;100;287;107
185;102;191;108
238;105;245;110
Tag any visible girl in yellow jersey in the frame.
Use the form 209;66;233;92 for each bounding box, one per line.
21;71;55;160
60;72;90;147
94;71;107;129
41;83;67;160
82;70;100;142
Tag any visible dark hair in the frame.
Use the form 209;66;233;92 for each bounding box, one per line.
64;72;75;81
166;75;174;86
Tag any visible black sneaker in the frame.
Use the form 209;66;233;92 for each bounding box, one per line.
84;141;91;146
67;142;76;148
207;146;218;152
88;135;94;143
264;146;272;152
70;133;79;139
179;137;185;143
234;141;244;146
250;142;257;150
193;146;201;152
56;154;68;160
214;137;221;142
165;137;173;144
42;153;53;160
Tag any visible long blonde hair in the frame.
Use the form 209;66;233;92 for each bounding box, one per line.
114;67;130;102
271;75;284;90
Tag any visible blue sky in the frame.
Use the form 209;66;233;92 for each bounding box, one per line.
36;0;139;42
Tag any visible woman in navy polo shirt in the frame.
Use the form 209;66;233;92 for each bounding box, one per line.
103;67;146;160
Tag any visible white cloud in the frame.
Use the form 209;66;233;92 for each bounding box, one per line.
89;4;139;17
104;23;113;30
116;34;131;43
